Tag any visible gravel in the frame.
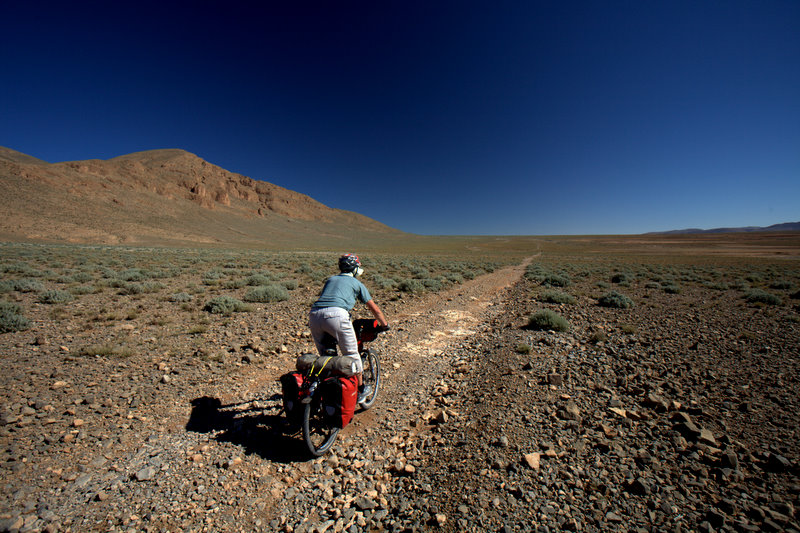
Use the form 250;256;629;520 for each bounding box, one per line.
1;257;798;532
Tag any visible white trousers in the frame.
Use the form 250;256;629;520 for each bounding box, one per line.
308;307;363;373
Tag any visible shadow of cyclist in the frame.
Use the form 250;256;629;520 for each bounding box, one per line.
186;395;307;463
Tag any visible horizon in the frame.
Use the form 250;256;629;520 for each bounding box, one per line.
2;1;798;236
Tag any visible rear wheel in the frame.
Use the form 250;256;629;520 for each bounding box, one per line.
302;400;339;457
359;350;380;410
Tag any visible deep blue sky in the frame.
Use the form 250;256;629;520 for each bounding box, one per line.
2;1;798;235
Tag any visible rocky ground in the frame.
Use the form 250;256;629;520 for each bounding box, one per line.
1;252;799;532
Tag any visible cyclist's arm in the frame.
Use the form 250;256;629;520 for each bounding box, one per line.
365;299;388;327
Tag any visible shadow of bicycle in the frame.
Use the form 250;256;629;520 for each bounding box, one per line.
186;395;308;463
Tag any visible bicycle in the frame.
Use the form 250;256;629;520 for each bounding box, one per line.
286;319;387;457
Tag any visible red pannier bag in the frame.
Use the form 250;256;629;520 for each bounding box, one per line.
280;371;304;421
321;375;359;428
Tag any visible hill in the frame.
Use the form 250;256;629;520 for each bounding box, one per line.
648;221;800;235
0;146;403;248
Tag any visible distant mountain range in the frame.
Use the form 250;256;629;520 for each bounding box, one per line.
648;222;800;235
0;146;403;247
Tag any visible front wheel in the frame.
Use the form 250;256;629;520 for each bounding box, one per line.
359;350;380;410
302;400;339;457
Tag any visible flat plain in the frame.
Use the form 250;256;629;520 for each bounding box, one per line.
0;233;798;532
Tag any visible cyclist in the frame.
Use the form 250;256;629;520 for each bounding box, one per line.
309;253;389;403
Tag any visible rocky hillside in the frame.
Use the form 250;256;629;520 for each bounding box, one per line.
0;147;401;247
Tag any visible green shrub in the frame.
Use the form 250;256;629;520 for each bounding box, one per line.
744;289;782;306
170;292;193;303
662;283;681;294
527;310;570;332
397;279;424;294
12;279;44;293
422;278;444;292
39;290;74;304
70;285;95;295
0;301;30;333
202;270;224;285
541;274;571;288
370;274;395;290
246;273;273;286
117;269;147;282
515;343;532;354
446;272;464;284
745;273;763;283
281;279;298;290
770;281;794;290
598;291;634;309
244;284;289;303
611;273;632;284
588;329;607;344
204;296;251;314
540;290;576;305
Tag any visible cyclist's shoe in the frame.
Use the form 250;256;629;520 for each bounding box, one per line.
357;385;373;404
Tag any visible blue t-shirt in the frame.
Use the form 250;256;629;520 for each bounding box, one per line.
312;274;372;311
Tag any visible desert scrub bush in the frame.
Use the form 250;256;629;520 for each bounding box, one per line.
515;343;532;354
541;274;571;288
744;289;782;306
662;283;681;294
588;329;607;344
187;324;208;335
280;279;298;290
524;264;547;282
243;284;289;303
39;290;74;304
222;279;247;289
770;280;794;290
611;272;632;284
170;292;193;303
397;279;424;294
704;281;729;291
0;301;30;333
644;281;660;289
598;291;634;309
246;273;273;286
527;310;570;332
117;268;148;282
204;296;251;314
69;285;95;295
445;272;464;284
202;270;225;285
410;266;430;279
745;273;764;284
539;290;576;305
11;279;44;293
370;274;395;290
117;282;163;295
461;269;477;280
422;278;444;292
